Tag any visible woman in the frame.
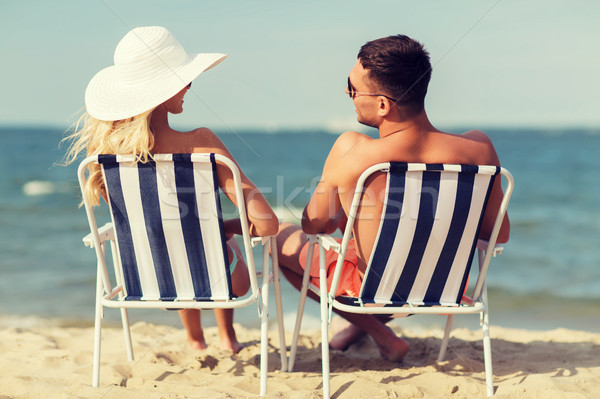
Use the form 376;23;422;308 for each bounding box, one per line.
64;26;279;353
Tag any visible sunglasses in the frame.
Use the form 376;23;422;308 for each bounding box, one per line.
346;77;398;103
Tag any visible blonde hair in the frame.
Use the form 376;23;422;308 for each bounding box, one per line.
63;108;156;206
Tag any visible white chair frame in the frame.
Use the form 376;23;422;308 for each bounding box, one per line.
78;153;287;396
287;163;513;398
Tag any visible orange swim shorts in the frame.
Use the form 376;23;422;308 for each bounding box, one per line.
298;238;363;298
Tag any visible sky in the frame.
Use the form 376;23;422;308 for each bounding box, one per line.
1;0;599;132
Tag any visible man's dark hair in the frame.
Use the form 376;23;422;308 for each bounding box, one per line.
358;35;432;116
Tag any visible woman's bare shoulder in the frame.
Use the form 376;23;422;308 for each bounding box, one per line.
187;126;217;140
186;127;230;155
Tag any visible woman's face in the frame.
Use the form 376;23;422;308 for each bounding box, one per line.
162;84;190;114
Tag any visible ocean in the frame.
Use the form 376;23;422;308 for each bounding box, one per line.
1;126;599;334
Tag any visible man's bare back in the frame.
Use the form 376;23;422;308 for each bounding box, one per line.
321;127;508;270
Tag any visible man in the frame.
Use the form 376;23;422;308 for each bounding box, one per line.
276;34;510;361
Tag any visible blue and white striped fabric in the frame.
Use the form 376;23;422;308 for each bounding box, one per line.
359;163;500;307
98;153;232;302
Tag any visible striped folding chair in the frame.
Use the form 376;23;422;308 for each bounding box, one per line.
78;153;286;396
288;162;513;398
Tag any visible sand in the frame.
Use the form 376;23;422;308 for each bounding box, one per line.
0;319;599;398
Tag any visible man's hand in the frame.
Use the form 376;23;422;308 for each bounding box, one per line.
301;207;347;235
334;208;348;234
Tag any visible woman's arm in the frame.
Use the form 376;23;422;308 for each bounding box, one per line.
193;131;279;237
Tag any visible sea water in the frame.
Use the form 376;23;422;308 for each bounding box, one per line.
0;126;599;332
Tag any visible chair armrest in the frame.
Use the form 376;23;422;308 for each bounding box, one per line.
476;239;504;256
83;223;114;248
251;236;274;247
316;234;341;252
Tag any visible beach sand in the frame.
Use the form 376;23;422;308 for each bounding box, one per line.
1;319;599;398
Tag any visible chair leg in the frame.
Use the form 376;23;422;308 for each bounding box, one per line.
120;308;134;361
259;245;271;396
482;287;494;397
437;315;454;362
92;269;103;387
112;241;134;362
288;239;316;372
319;244;331;399
270;237;287;372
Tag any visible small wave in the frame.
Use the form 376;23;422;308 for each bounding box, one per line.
283;312;321;331
0;315;66;329
22;180;70;196
273;205;303;223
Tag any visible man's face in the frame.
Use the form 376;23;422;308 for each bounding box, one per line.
346;61;380;128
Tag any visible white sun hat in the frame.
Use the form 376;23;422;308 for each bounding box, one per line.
85;26;227;121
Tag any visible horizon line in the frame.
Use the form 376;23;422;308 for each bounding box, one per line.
1;123;599;134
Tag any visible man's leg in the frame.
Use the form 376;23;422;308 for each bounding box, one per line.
275;222;409;362
329;321;367;351
329;311;409;362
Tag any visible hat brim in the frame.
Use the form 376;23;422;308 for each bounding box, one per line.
85;53;226;121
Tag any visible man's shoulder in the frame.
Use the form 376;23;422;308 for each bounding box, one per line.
328;131;376;167
456;129;500;165
332;130;370;152
320;131;371;181
322;131;385;185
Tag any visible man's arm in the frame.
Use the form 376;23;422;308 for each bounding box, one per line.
302;177;342;234
301;131;361;235
462;130;510;243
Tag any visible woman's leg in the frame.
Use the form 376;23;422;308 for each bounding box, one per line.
228;238;250;297
214;308;241;353
213;238;249;353
178;309;207;350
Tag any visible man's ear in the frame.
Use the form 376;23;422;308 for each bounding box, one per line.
377;96;392;117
